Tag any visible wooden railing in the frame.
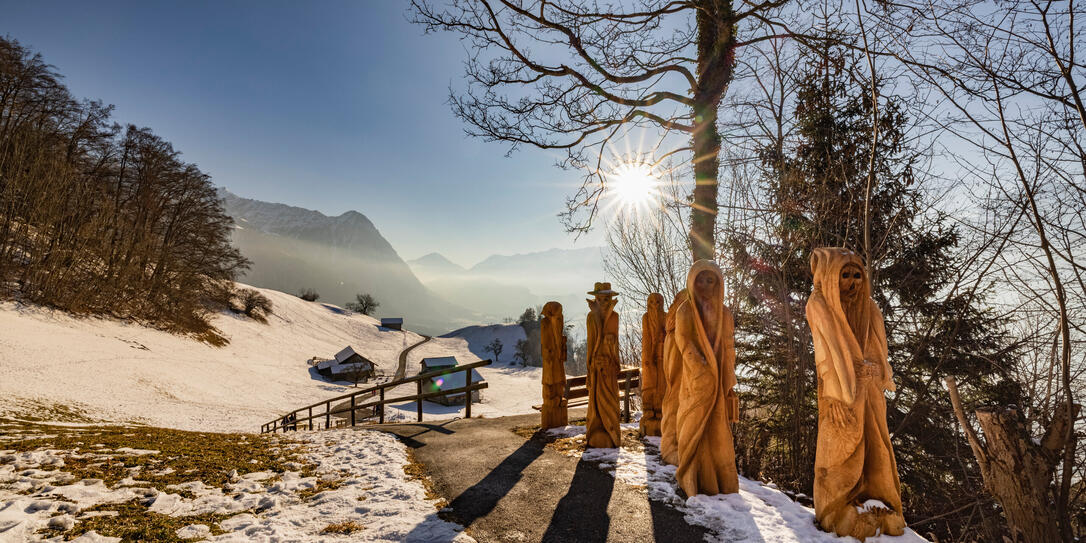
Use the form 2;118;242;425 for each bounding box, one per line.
547;367;641;422
261;359;493;433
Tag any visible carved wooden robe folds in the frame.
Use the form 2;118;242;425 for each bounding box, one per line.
672;260;739;496
659;289;687;466
585;282;621;448
540;301;568;429
639;293;665;436
806;247;905;539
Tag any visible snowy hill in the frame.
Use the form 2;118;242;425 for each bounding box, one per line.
440;323;527;365
0;285;541;432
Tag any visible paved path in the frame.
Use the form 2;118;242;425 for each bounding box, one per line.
394;335;432;381
368;412;708;543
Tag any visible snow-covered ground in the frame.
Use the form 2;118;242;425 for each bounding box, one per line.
0;285;542;433
546;424;928;543
378;336;543;423
0;427;473;542
439;323;526;366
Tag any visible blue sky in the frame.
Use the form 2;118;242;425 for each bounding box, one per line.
3;0;605;266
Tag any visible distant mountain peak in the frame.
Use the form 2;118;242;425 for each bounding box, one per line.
409;252;466;271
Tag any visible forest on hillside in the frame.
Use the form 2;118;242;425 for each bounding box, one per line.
0;37;248;340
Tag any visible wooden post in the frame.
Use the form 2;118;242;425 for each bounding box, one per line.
350;395;356;427
417;379;423;422
623;372;632;423
308;406;313;430
464;367;472;419
325;401;331;429
379;387;386;424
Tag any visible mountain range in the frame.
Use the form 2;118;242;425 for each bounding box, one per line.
219;190;604;334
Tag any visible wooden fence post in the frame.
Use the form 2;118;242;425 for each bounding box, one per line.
464;367;472;419
308;406;313;430
350;395;356;427
379;387;385;424
417;380;423;422
623;372;632;423
325;401;331;429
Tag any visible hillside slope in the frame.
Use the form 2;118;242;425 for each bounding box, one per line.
0;286;421;432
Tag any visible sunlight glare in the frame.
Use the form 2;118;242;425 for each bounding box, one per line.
608;162;659;208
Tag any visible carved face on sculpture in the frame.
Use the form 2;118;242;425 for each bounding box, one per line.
694;270;717;301
647;292;664;312
543;301;562;319
839;263;863;303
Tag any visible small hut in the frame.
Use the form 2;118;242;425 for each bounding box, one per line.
315;346;375;383
380;318;403;331
419;356;482;406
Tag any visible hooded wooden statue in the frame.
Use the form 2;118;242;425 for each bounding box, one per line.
659;288;687;466
673;260;739;496
540;301;568;429
806;247;905;539
585;282;621;448
639;293;666;436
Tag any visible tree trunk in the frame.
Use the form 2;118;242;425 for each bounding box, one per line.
946;377;1077;542
689;0;735;262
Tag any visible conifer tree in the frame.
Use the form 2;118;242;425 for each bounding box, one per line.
723;47;1021;540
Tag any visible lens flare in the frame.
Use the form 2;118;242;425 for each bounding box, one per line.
607;162;659;207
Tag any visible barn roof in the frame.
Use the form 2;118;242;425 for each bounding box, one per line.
381;317;403;324
421;356;458;369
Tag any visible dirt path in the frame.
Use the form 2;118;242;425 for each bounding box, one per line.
394;334;432;381
368;412;708;543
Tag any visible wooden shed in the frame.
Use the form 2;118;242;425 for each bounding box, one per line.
420;356;482;406
380;318;403;331
315;346;375;383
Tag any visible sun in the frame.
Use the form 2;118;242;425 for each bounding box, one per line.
607;162;659;208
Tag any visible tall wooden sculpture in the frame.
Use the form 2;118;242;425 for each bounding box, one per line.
639;293;665;436
540;301;568;429
671;260;739;496
658;289;687;466
806;247;905;539
585;282;621;448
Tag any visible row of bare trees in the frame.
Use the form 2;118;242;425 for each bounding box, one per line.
0;37;248;340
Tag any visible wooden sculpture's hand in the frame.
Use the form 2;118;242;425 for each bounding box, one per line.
825;398;855;428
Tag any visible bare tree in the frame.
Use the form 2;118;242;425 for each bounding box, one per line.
862;2;1086;539
346;292;379;315
411;0;808;261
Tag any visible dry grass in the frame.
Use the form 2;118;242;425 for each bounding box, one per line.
402;448;447;508
297;477;343;501
321;520;365;535
3;414;317;541
39;499;235;542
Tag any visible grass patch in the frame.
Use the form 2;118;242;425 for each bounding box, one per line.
2;419;314;493
43;499;235;542
0;400;96;424
403;448;446;508
297;477;342;501
320;520;365;535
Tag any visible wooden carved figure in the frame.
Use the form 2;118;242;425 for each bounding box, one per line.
658;288;687;466
639;293;666;436
672;260;739;496
540;301;568;429
585;282;621;448
806;247;905;539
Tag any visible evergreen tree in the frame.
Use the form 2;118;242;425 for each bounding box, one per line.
723;49;1021;540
